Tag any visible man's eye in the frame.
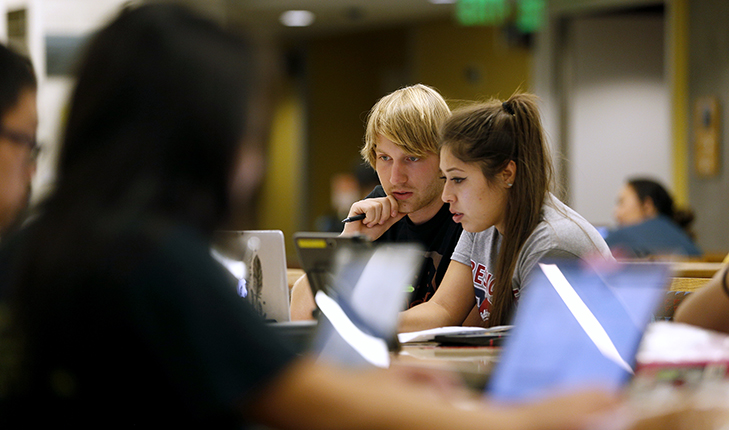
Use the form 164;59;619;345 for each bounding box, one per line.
407;156;420;162
378;155;391;161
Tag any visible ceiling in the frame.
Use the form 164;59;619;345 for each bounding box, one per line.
219;0;458;39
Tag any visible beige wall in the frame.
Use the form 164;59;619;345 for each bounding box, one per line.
412;20;531;104
257;78;306;263
687;0;729;255
304;27;410;235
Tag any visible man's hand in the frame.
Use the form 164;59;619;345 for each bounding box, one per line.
341;195;406;240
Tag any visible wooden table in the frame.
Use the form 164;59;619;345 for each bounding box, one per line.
671;261;724;278
394;330;729;429
395;343;500;390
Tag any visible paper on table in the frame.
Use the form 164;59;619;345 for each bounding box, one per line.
398;325;512;343
637;321;729;364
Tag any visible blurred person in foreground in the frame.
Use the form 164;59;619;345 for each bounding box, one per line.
606;178;701;258
0;43;38;239
0;4;616;428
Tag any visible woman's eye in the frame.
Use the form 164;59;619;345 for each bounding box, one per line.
452;177;464;184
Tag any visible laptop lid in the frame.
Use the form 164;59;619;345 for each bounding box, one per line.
211;230;291;323
293;232;373;296
486;260;669;403
310;241;424;368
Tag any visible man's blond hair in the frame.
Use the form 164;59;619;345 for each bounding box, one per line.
361;84;450;167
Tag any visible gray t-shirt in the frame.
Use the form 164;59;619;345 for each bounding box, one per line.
451;195;613;323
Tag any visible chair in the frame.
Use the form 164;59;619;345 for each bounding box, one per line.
669;277;712;293
654;277;712;321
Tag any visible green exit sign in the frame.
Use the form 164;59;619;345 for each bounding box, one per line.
456;0;544;33
456;0;508;26
517;0;544;33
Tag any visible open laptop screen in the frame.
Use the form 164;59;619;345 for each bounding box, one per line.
487;260;669;403
311;242;424;368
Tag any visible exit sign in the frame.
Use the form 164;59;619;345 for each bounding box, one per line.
456;0;544;32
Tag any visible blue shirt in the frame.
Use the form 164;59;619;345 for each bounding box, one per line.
605;215;701;258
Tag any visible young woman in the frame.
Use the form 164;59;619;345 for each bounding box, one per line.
399;94;613;331
606;177;701;258
0;5;615;428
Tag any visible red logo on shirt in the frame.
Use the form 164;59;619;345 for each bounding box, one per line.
470;261;494;318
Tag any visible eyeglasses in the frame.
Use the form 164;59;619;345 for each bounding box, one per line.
0;125;40;161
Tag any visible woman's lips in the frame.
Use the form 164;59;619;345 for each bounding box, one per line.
451;212;463;223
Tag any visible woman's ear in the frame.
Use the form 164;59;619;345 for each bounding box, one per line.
501;160;517;188
642;197;658;218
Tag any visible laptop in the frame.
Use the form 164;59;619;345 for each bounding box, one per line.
486;259;669;403
308;241;424;368
293;232;373;296
211;230;291;323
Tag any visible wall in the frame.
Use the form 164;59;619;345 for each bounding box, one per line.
566;12;668;226
687;0;729;254
532;0;677;224
412;20;531;104
257;76;306;263
304;27;410;232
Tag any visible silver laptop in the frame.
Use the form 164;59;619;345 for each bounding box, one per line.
211;230;291;323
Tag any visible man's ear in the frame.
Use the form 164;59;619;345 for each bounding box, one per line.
501;160;517;188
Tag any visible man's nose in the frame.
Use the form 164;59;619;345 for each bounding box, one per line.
390;161;407;184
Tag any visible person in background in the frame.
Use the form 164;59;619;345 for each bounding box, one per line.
0;4;616;428
0;43;38;238
291;84;463;319
399;94;613;332
314;162;379;233
606;177;701;258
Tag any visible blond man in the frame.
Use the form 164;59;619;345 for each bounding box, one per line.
291;84;462;319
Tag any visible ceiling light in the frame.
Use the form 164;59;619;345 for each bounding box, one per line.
429;0;457;4
280;10;315;27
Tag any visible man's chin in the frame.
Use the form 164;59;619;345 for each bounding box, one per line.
394;202;416;215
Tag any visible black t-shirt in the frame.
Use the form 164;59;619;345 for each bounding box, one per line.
366;185;463;308
0;222;296;427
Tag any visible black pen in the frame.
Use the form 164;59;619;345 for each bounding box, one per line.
341;213;366;223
